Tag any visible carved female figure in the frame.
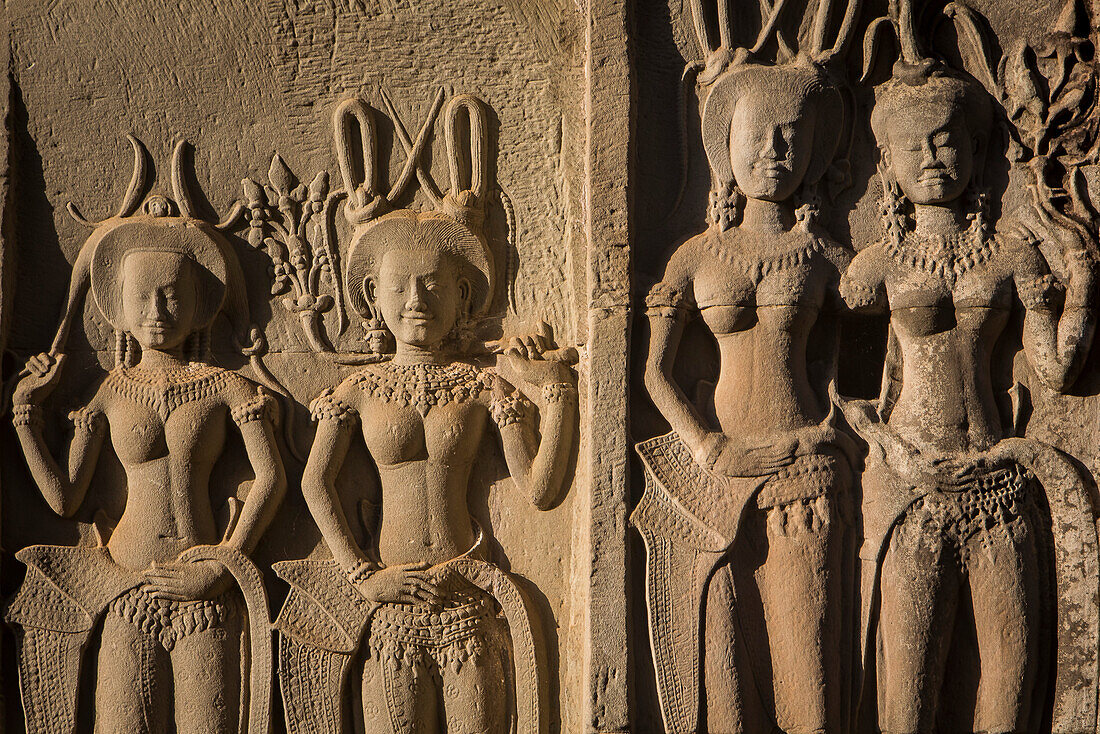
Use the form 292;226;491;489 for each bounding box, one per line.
633;5;860;731
842;8;1098;729
8;177;286;732
275;95;576;734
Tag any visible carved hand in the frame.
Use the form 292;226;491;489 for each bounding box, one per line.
355;561;445;605
500;322;575;388
142;559;233;602
13;352;67;405
703;432;799;477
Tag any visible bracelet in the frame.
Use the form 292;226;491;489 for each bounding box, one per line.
542;382;577;405
491;393;530;427
345;559;378;585
68;407;105;433
11;404;44;429
693;433;724;471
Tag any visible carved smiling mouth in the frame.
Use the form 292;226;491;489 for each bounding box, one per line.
918;169;950;185
754;162;787;178
142;321;173;333
402;312;434;324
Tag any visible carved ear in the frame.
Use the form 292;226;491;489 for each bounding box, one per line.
457;276;472;309
363;275;377;308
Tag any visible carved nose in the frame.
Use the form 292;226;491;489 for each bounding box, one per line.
406;281;428;310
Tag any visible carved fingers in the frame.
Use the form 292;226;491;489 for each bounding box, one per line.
500;322;575;388
13;352;67;405
356;561;446;606
698;431;800;477
142;559;231;602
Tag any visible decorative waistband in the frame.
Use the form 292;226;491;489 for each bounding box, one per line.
108;586;240;650
367;589;499;671
756;451;847;509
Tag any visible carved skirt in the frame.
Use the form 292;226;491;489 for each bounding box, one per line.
367;582;504;672
632;431;855;734
107;585;243;651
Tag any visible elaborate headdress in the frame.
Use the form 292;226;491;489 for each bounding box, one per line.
52;138;251;364
688;0;860;230
862;1;1004;247
334;92;496;356
863;0;997;152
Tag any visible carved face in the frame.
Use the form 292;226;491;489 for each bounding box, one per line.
368;245;470;350
728;100;816;202
121;250;198;351
883;106;976;206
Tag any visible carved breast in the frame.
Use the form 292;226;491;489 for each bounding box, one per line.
361;398;488;467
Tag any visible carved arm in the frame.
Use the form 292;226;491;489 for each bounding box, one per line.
643;311;713;459
225;393;288;555
11;354;107;518
493;378;578;510
1019;249;1098;392
301;389;374;575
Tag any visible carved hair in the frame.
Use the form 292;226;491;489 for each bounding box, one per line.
701;61;845;231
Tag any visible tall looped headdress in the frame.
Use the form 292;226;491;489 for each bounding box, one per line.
50;137;252;359
334;91;496;356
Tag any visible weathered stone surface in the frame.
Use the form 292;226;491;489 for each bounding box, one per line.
3;0;1100;732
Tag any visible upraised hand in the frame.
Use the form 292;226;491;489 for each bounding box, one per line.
13;352;67;405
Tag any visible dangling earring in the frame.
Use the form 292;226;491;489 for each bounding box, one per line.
364;307;393;358
115;330;137;368
187;328;211;363
708;180;743;232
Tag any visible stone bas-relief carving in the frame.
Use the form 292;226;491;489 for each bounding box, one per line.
633;0;861;731
274;94;577;734
634;0;1100;732
841;2;1100;731
6;143;286;733
8;0;1100;732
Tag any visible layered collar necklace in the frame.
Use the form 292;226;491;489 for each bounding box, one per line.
106;363;226;419
701;228;828;282
883;223;997;283
352;360;494;417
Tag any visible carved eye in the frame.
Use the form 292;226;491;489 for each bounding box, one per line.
932;132;952;148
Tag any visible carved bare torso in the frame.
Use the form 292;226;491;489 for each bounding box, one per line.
670;229;847;436
361;397;489;566
333;360;498;567
92;365;261;570
844;236;1042;455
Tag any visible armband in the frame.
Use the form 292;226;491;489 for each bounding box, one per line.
68;407;105;433
1017;274;1060;311
542;382;578;405
310;389;359;427
491;393;531;427
839;274;881;310
230;392;275;426
645;281;692;320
